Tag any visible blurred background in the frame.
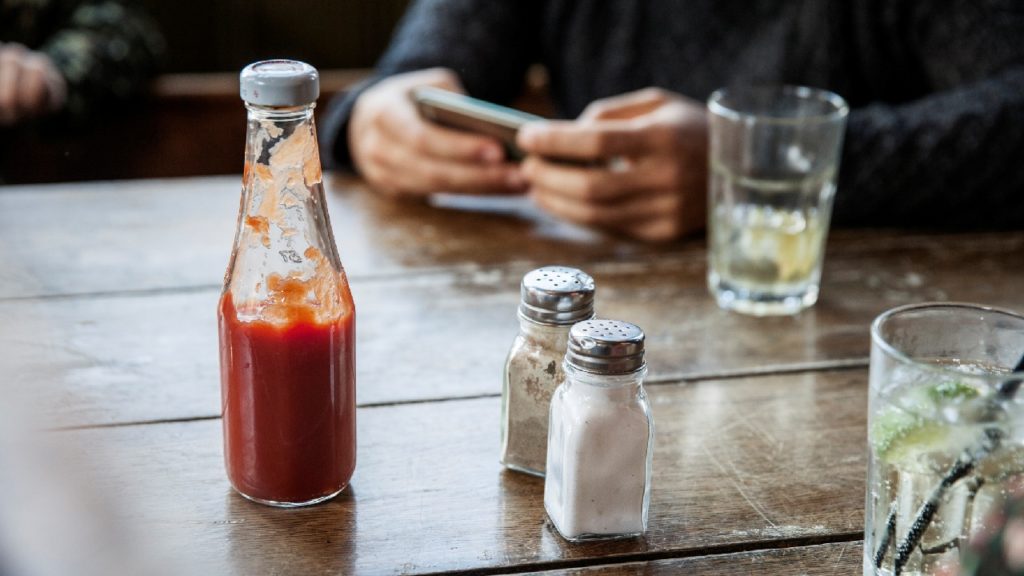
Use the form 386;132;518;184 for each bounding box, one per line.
0;0;410;184
149;1;406;73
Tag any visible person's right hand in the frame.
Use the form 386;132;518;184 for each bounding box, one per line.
0;42;67;126
517;88;708;242
348;68;525;197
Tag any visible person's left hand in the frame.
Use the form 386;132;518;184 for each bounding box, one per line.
517;88;708;242
0;43;67;126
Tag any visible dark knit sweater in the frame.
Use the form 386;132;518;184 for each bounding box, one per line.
322;0;1024;228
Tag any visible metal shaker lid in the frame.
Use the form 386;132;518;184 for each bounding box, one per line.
519;266;595;325
240;60;319;107
567;319;646;375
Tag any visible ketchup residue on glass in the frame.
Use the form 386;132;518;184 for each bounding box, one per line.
224;61;355;506
219;290;356;505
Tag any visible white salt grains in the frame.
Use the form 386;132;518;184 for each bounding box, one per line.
544;319;654;541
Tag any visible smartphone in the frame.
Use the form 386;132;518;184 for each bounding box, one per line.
413;87;543;161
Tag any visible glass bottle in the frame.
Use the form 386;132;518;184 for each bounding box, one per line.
545;319;654;541
501;266;595;476
219;60;356;507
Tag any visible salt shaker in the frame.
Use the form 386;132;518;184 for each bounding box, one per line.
545;319;654;541
501;266;595;477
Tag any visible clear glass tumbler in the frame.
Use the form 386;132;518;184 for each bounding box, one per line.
865;303;1024;575
707;85;848;316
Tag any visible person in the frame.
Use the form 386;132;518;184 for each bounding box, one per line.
322;0;1024;242
0;0;163;125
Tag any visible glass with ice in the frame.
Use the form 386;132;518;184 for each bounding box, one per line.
707;86;848;316
866;303;1024;575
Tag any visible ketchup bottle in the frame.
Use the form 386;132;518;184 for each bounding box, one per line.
219;60;356;507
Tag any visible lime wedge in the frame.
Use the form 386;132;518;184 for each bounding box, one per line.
872;381;981;470
874;416;956;468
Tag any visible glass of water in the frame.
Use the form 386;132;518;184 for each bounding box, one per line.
866;303;1024;576
707;85;848;316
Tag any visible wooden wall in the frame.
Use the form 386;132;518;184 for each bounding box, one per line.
3;2;413;184
0;3;560;184
139;0;411;72
1;71;369;184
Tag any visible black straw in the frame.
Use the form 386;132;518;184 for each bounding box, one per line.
877;352;1024;575
873;505;897;569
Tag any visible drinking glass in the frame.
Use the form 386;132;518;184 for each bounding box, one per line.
865;303;1024;575
707;85;848;316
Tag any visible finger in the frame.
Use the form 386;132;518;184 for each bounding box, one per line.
378;104;505;164
388;66;465;93
17;57;49;115
0;45;26;122
373;67;505;162
530;185;681;227
521;155;677;202
418;67;464;92
627;216;686;243
580;88;671;121
518;119;673;160
376;140;524;196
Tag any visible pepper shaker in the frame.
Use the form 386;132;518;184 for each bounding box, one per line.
501;266;595;476
545;319;654;541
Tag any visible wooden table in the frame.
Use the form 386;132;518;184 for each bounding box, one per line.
1;175;1021;575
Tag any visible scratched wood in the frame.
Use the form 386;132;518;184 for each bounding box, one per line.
2;233;1022;428
5;177;1017;575
529;541;862;575
57;370;866;575
0;175;675;299
3;176;1022;301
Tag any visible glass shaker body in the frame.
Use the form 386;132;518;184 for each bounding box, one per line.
501;267;595;477
501;315;572;476
219;61;356;507
545;320;654;541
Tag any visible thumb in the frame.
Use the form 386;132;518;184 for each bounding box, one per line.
424;68;466;94
579;88;671;121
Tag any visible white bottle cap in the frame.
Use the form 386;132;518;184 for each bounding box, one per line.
240;60;319;107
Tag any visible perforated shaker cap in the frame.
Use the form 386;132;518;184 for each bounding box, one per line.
240;60;319;107
567;319;646;375
519;266;595;325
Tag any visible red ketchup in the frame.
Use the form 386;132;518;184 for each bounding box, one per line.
223;60;355;506
219;292;356;505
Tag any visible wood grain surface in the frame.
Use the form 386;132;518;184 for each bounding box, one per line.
4;176;1021;574
3;175;1021;300
61;370;866;575
526;541;861;575
2;229;1021;428
0;175;671;299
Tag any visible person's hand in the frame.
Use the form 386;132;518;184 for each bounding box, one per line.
0;43;67;126
348;68;525;197
517;88;708;242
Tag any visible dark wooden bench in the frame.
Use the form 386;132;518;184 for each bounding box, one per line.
1;70;370;184
3;66;553;185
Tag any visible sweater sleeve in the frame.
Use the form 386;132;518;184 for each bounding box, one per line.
833;0;1024;228
320;0;542;170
